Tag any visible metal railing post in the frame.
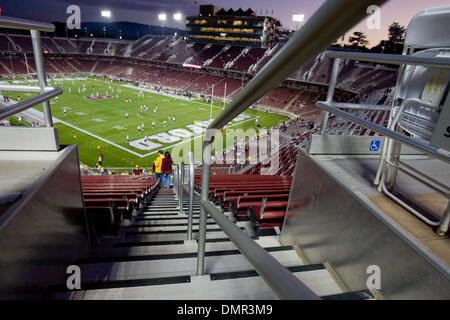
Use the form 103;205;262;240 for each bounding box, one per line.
177;165;181;198
320;57;341;134
437;203;450;236
197;133;215;275
179;163;185;215
30;29;53;127
187;152;194;240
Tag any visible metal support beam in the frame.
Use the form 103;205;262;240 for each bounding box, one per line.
0;16;55;32
320;58;341;134
30;29;53;127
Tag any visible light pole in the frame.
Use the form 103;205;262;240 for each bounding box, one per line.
173;13;182;37
158;13;167;36
100;11;111;38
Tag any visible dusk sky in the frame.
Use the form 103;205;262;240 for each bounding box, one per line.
1;0;449;46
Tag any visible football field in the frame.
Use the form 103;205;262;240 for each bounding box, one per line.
4;77;288;168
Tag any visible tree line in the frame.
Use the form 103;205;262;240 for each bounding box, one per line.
332;22;406;54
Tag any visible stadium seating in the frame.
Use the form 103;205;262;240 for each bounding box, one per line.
194;174;292;229
208;46;243;69
75;39;93;54
41;38;60;53
52;38;80;53
230;47;267;72
186;74;223;93
81;175;159;235
8;35;34;52
162;70;202;89
72;58;97;73
0;56;31;74
190;44;224;66
0;34;15;52
258;87;301;109
91;40;108;55
204;77;242;97
108;41;130;56
49;58;76;73
138;37;174;60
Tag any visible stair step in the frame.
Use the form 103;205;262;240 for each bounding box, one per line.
78;246;294;264
49;263;349;300
322;290;375;300
135;213;201;219
127;221;217;228
94;236;282;257
71;247;303;283
130;217;214;224
124;225;230;236
114;230;229;243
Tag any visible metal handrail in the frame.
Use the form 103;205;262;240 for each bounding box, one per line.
201;200;319;300
196;0;388;300
324;51;450;69
331;102;391;111
177;152;195;240
0;85;57;93
0;16;57;128
0;88;62;121
315;101;450;163
0;16;55;32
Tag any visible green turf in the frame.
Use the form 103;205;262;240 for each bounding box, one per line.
8;116;32;127
3;77;288;168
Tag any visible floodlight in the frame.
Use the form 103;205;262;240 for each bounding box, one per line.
158;13;167;21
173;13;182;21
292;14;305;22
101;10;111;18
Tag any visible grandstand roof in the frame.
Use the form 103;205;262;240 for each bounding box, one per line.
215;8;257;17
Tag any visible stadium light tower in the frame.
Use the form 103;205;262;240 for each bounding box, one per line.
158;13;167;35
292;14;305;31
173;12;182;37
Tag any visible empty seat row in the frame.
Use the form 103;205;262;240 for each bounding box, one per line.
81;175;159;236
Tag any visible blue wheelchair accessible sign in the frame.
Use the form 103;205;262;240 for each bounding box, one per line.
369;140;381;152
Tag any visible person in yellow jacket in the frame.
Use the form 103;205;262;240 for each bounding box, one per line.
153;150;165;180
